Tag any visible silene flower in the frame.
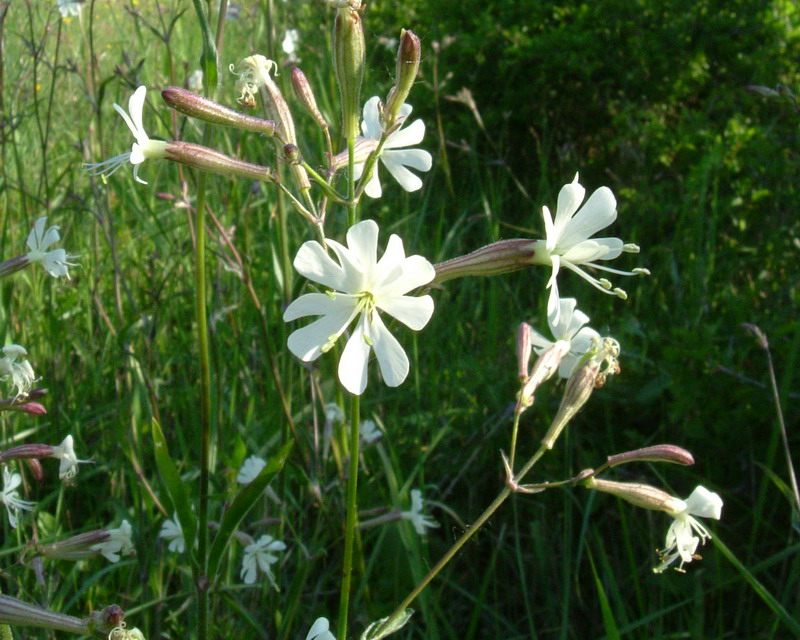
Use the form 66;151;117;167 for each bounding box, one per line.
240;534;286;585
1;467;35;529
0;345;36;398
306;618;336;640
542;174;648;321
359;419;382;445
85;86;168;184
401;489;439;535
283;219;435;396
57;0;82;19
90;520;135;563
50;435;91;481
529;297;600;380
159;513;186;553
25;217;79;279
237;455;267;485
282;28;300;56
352;96;432;198
655;485;723;573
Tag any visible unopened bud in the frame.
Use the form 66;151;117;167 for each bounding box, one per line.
161;87;277;136
290;68;329;130
284;144;301;164
15;401;47;415
384;29;421;126
25;458;45;483
332;3;365;139
0;443;56;464
606;445;695;468
0;594;123;635
584;477;686;514
517;340;571;413
516;323;533;380
164;141;275;183
540;357;601;449
432;239;544;284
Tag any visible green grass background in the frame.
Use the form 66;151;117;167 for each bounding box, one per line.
0;0;798;638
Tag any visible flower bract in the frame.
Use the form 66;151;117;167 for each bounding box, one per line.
353;96;432;198
655;485;723;573
542;174;646;322
240;534;286;585
25;217;79;279
1;467;35;529
401;489;439;535
84;86;167;184
283;220;435;395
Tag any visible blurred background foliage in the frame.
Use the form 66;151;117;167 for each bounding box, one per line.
0;0;798;638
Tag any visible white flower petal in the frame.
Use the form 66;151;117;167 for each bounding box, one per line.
558;186;617;247
287;300;357;362
338;315;371;395
293;241;349;291
385;118;426;148
377;294;434;330
362;166;383;198
553;177;585;233
361;96;382;139
345;219;379;273
128;86;149;143
684;486;723;520
369;312;410;387
283;292;352;322
381;156;424;192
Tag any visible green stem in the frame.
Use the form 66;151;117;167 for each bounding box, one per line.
347;136;357;226
376;444;550;636
337;393;361;640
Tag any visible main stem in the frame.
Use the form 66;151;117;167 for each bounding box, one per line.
195;162;213;640
376;444;549;636
337;393;361;639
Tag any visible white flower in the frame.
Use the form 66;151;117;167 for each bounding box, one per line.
0;345;36;398
305;617;336;640
91;520;135;563
324;402;345;423
237;455;267;485
354;96;432;198
542;174;647;322
528;298;600;379
401;489;439;535
25;217;79;279
359;419;382;444
240;534;286;585
159;514;186;553
50;435;91;481
283;220;435;396
187;69;204;93
57;0;82;18
654;485;723;573
281;29;300;55
0;467;35;529
85;86;168;185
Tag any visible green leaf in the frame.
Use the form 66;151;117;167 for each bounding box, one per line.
359;609;414;640
207;440;293;582
151;418;197;564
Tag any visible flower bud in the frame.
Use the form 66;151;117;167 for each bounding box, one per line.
540;357;601;449
290;67;329;130
516;323;533;381
584;477;686;514
0;594;123;635
432;239;544;284
606;445;695;468
161;87;277;136
332;2;365;139
164;141;275;183
384;29;421;126
284;144;301;164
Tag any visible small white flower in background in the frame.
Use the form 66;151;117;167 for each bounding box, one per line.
108;622;146;640
284;220;435;396
237;455;267;485
542;174;647;323
85;86;168;185
0;345;36;398
401;489;439;535
654;485;723;573
57;0;82;19
187;69;204;93
50;435;91;481
240;534;286;585
91;520;135;563
281;28;300;56
159;513;186;553
359;419;382;445
0;467;35;529
25;217;78;279
324;402;345;424
354;96;432;198
305;617;335;640
529;297;600;379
